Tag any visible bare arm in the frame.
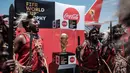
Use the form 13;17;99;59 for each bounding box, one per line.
13;35;24;53
13;35;32;73
80;48;84;61
80;40;88;61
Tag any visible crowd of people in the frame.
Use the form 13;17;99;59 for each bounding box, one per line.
76;24;128;73
0;0;130;73
0;13;48;73
76;0;130;73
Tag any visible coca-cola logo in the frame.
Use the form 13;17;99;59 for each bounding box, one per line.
70;57;75;63
63;8;80;24
62;21;67;27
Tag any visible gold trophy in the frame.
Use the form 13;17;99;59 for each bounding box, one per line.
60;33;68;53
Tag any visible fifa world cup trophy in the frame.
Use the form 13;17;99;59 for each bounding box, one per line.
60;33;68;53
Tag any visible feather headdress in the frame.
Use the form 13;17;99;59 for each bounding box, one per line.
15;13;28;27
3;17;9;27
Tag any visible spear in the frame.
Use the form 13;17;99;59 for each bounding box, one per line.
8;4;15;59
110;21;113;43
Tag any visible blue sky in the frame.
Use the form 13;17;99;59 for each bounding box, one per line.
0;0;119;31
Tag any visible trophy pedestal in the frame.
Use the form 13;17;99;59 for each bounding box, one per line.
51;52;79;73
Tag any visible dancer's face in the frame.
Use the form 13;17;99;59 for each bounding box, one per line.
90;30;99;41
29;18;39;33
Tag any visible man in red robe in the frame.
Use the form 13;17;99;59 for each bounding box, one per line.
77;27;102;73
0;15;15;73
13;13;48;73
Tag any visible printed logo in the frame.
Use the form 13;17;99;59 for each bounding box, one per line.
63;8;80;24
62;21;67;27
56;56;60;64
89;9;95;20
70;57;75;63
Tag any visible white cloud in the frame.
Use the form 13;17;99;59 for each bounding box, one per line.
103;0;119;7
